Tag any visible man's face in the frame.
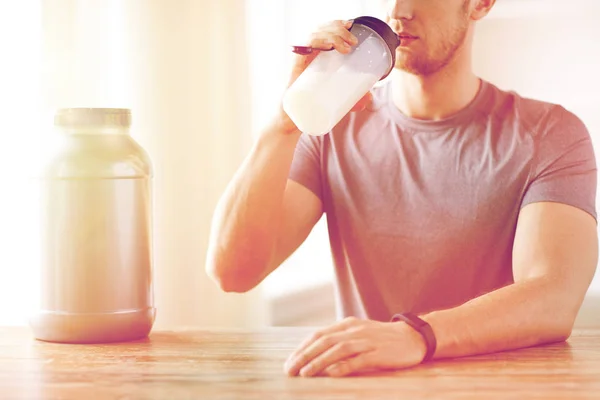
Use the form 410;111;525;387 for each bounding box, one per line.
383;0;473;76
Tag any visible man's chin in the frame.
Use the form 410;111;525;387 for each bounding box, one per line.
393;65;421;76
393;58;421;76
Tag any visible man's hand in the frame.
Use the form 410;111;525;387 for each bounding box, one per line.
276;19;373;134
284;317;427;377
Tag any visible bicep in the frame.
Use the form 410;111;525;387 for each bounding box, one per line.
269;179;323;271
513;202;598;295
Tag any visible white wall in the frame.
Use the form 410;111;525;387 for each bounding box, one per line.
473;6;600;294
0;0;42;325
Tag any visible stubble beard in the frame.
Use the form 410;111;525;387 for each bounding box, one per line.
395;3;471;76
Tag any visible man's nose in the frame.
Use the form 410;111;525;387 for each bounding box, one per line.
387;0;415;21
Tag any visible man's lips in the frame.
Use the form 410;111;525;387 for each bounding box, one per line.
397;33;418;40
397;33;418;46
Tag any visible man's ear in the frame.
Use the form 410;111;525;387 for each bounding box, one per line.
470;0;496;21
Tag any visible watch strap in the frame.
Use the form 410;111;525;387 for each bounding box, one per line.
391;312;437;362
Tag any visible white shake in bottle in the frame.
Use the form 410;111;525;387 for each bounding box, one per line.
283;69;379;136
283;17;399;136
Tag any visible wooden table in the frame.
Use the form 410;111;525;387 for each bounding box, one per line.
1;327;599;399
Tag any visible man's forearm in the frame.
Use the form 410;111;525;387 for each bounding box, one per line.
206;122;301;292
422;277;582;360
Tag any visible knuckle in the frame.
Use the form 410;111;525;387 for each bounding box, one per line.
319;335;334;347
337;341;353;353
340;27;352;36
332;36;345;47
311;37;333;50
350;324;366;333
308;32;322;44
310;360;321;371
295;354;308;366
334;31;347;42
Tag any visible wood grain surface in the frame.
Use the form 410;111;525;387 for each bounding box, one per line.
1;327;599;399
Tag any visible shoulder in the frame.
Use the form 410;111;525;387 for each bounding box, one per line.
483;81;589;141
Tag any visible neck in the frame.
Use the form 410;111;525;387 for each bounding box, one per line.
390;41;480;121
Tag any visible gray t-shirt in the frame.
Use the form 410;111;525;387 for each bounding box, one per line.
288;79;597;321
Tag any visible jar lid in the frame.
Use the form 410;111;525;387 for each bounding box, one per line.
54;108;131;128
352;16;400;80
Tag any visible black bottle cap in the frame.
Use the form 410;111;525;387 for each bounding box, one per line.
351;16;400;80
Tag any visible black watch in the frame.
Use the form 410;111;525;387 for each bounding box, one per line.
391;312;437;362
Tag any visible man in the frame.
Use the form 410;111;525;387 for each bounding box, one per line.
206;0;598;378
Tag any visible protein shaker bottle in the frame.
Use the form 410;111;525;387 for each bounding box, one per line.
30;108;156;343
283;16;400;136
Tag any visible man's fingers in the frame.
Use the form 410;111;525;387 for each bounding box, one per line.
284;317;364;375
286;331;351;376
306;33;352;54
307;20;357;53
323;352;377;377
331;35;353;53
318;19;358;47
305;36;334;51
287;19;358;89
290;317;362;356
299;339;373;377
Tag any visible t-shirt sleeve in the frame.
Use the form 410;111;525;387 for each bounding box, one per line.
288;133;323;201
521;106;597;221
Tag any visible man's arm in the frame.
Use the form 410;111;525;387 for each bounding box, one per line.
206;139;323;293
283;201;598;377
422;201;598;359
206;20;365;293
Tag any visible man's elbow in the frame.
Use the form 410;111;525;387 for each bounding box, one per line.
205;254;265;293
208;270;255;293
551;321;574;343
532;317;573;347
543;296;579;343
529;275;588;344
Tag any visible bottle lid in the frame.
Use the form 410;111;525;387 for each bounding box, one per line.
352;16;400;80
54;108;131;128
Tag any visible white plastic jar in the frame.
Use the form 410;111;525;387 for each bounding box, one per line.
30;108;155;343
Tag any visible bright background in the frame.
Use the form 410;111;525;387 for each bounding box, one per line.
1;0;599;328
